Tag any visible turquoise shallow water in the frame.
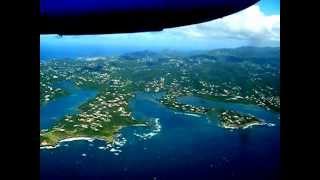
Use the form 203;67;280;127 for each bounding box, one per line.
40;91;280;180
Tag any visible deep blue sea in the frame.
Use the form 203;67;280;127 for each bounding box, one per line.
40;44;151;60
41;43;118;60
40;88;280;180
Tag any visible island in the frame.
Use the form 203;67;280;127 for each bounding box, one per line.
218;110;264;129
40;47;280;148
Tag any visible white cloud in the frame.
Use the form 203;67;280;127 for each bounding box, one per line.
163;5;280;46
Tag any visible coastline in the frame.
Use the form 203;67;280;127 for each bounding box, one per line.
40;144;60;149
40;125;136;150
221;121;265;130
131;123;148;127
40;136;110;150
59;137;95;143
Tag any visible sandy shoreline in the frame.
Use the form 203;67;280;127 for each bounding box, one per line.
40;137;106;150
59;137;95;143
40;144;60;149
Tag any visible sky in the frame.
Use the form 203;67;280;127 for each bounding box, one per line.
40;0;280;58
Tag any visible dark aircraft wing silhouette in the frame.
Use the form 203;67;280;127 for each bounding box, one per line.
40;0;259;35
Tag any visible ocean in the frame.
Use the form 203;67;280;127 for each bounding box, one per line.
40;89;280;180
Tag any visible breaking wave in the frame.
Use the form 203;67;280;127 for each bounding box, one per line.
133;118;161;140
97;133;127;156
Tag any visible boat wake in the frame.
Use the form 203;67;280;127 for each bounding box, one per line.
174;111;202;118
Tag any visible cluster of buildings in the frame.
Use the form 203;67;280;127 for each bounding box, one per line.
65;89;135;132
144;77;165;92
219;110;262;129
160;95;207;114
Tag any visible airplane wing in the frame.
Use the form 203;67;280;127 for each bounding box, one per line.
40;0;259;35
